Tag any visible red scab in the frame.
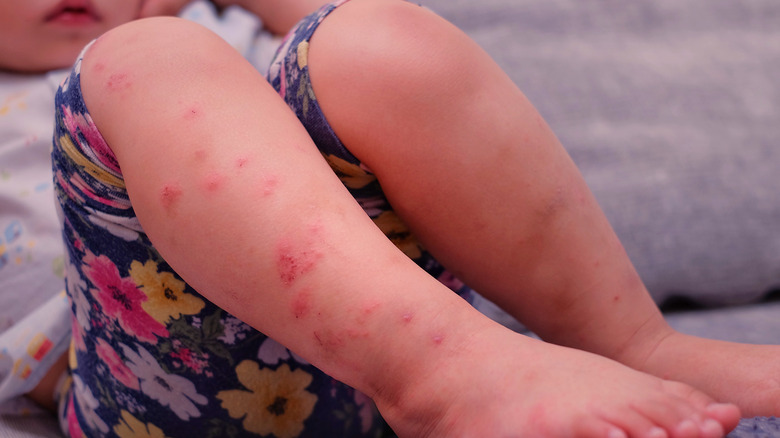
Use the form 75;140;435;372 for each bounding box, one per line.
106;73;131;92
159;183;183;214
291;289;311;319
183;106;201;121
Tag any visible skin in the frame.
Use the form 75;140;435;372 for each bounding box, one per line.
307;0;780;423
78;14;742;438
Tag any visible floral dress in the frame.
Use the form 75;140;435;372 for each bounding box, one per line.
52;1;473;437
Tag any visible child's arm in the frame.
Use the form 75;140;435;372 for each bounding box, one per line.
211;0;332;35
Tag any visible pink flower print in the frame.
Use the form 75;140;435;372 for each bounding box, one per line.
437;271;466;292
71;318;86;353
60;105;121;174
66;393;86;438
83;253;168;343
95;338;139;390
56;170;85;204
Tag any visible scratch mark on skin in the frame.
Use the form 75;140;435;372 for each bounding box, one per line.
277;243;322;286
276;222;324;287
291;289;311;319
160;183;183;215
106;73;131;92
313;330;345;351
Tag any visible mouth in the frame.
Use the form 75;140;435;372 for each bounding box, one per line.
45;0;101;25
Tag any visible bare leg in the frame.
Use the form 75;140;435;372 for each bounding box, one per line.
80;15;738;438
306;0;779;420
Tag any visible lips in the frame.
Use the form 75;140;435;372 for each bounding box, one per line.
45;0;101;25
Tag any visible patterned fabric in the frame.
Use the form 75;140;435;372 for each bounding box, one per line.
0;69;72;414
52;1;471;436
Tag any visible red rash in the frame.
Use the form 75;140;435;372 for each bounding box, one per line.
201;172;224;193
277;247;321;286
159;183;183;214
291;289;311;319
261;175;279;197
106;73;131;92
276;234;323;287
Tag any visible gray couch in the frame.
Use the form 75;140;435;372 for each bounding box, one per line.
2;0;778;436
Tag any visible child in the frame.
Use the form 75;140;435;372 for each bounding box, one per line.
31;0;780;437
0;0;282;416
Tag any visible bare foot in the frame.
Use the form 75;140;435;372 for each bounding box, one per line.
377;329;741;438
630;331;780;418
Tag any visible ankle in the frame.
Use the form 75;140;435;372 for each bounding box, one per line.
609;315;679;371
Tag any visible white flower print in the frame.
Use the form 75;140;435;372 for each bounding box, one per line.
65;261;91;332
217;315;250;344
121;343;208;420
73;375;109;434
257;337;309;366
85;207;142;242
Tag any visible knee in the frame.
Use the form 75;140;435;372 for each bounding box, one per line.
80;17;235;99
308;0;487;103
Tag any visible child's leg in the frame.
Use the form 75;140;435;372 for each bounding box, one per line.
80;15;738;438
304;0;779;418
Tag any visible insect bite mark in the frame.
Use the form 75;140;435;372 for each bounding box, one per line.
235;156;250;170
183;103;202;121
201;172;224;193
159;183;183;214
106;72;131;92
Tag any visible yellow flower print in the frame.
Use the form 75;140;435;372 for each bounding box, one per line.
57;134;125;189
296;41;309;69
322;154;377;190
372;211;423;259
114;410;169;438
217;362;317;438
130;260;205;324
